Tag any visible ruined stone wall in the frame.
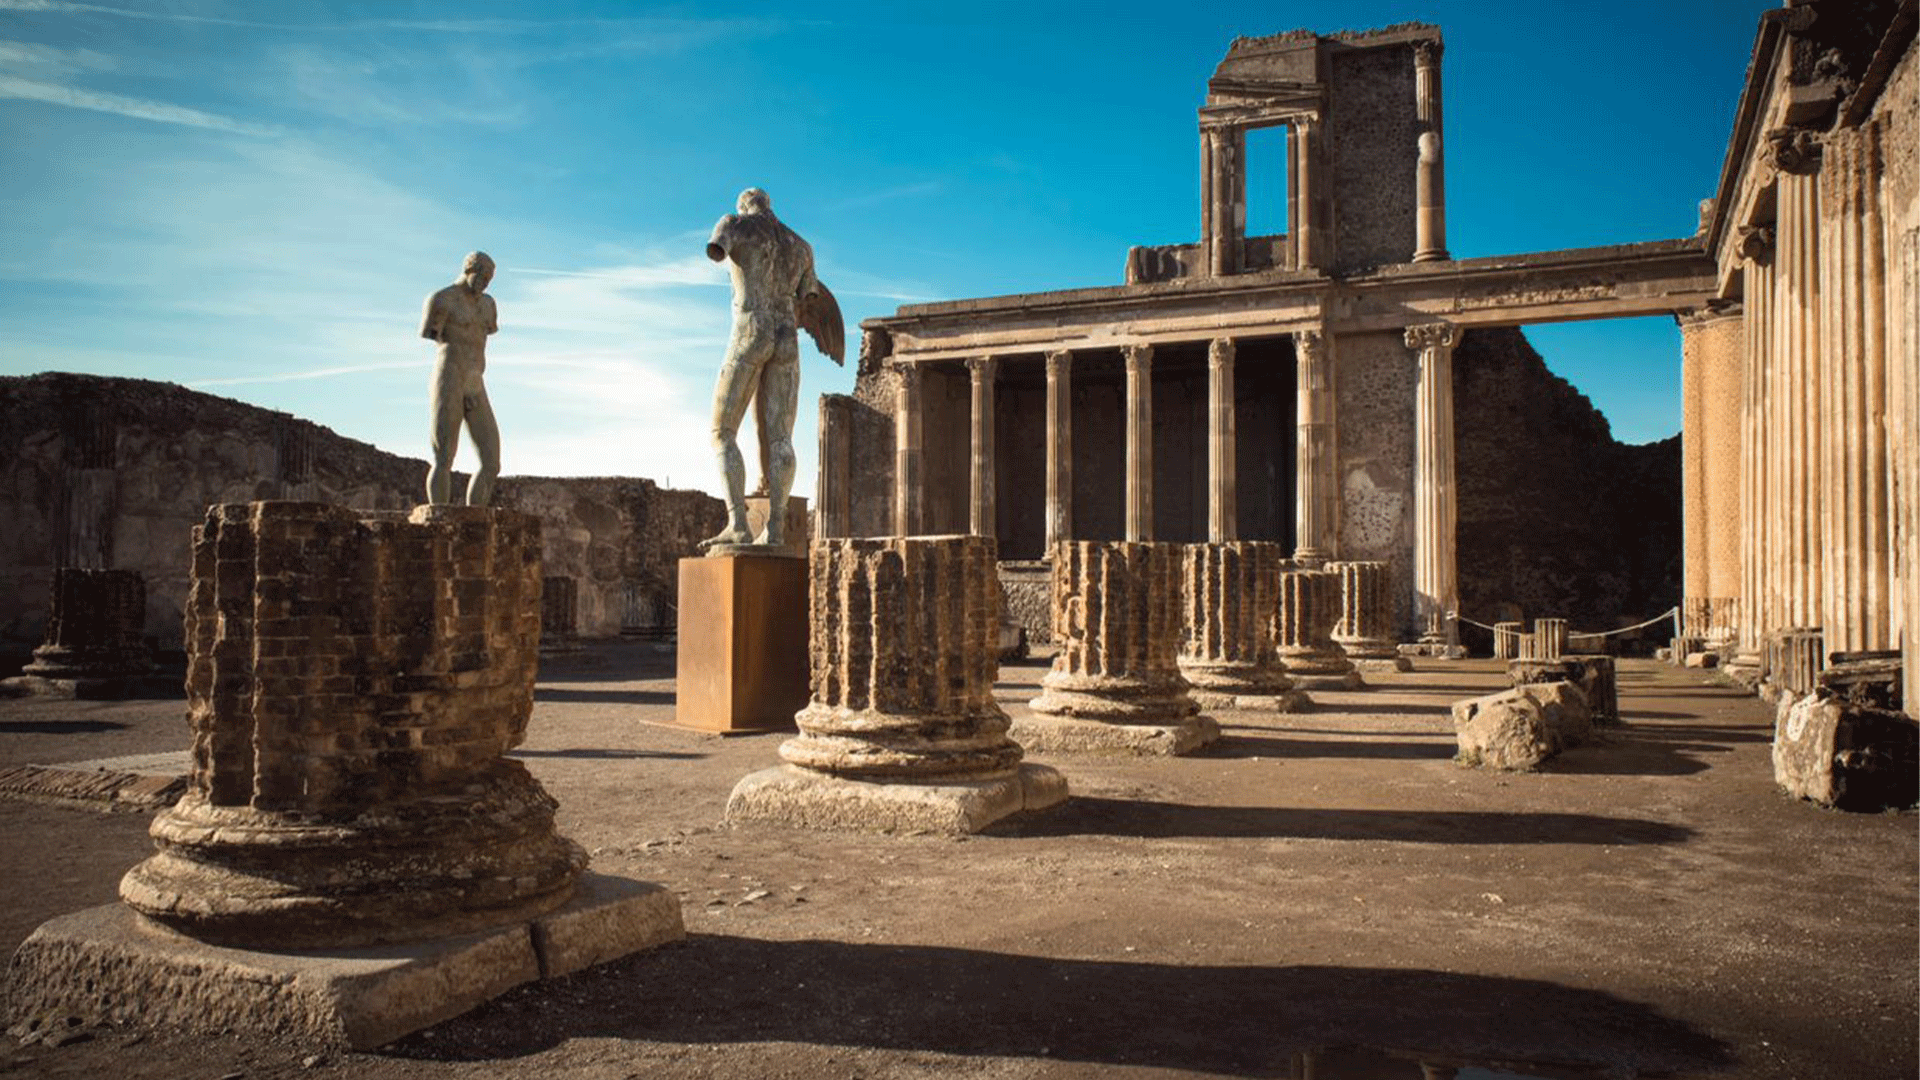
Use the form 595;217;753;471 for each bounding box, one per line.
1451;327;1681;644
1327;42;1418;271
1334;331;1418;637
492;476;724;639
0;373;721;652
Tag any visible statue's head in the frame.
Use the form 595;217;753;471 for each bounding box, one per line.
462;251;495;292
737;188;771;215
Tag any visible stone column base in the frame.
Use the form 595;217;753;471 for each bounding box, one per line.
7;873;681;1051
1349;656;1413;673
1400;642;1466;660
1010;713;1221;756
1188;687;1312;713
2;673;147;700
725;763;1067;835
1285;666;1367;691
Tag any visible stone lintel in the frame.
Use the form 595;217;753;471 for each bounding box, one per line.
726;763;1067;835
7;873;682;1051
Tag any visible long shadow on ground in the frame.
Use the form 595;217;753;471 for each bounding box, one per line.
1203;734;1455;761
382;937;1732;1076
990;797;1690;845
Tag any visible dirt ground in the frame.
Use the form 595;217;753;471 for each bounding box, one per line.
0;645;1914;1080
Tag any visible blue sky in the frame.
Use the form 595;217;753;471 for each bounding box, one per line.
0;0;1769;497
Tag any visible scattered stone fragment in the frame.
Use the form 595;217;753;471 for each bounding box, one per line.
1452;682;1593;771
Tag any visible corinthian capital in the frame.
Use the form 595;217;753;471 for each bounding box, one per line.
966;354;998;381
1292;328;1325;362
1766;126;1823;176
1123;343;1154;374
1044;349;1072;377
1404;323;1459;352
1208;337;1236;370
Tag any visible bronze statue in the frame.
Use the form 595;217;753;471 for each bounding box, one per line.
421;251;500;506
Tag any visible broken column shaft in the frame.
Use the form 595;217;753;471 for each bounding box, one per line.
1178;541;1306;711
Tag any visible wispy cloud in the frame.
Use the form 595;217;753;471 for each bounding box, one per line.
827;180;944;213
0;38;115;73
1;1;785;39
0;72;279;134
190;360;427;388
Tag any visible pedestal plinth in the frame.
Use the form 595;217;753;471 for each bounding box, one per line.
1276;568;1364;690
13;503;682;1048
1327;560;1409;673
1177;542;1307;711
675;551;809;733
1021;542;1218;755
726;536;1065;834
1492;621;1524;660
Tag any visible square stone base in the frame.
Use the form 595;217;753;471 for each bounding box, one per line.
675;553;809;733
1289;670;1367;691
1010;713;1220;756
6;873;683;1051
725;763;1068;834
1399;643;1467;660
1190;689;1311;713
1350;656;1413;673
1;674;143;700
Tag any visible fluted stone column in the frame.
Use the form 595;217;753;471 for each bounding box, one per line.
1328;560;1408;672
16;567;153;698
121;504;591;947
1679;307;1744;648
1728;239;1775;682
1491;621;1523;660
1045;350;1074;549
1275;567;1362;690
1207;338;1238;543
893;363;923;537
728;536;1066;834
1817;125;1891;656
1533;617;1568;660
1294;329;1338;565
1293;118;1318;269
1020;541;1218;755
1412;39;1449;263
1406;323;1462;656
1124;344;1155;542
1178;541;1306;711
967;355;998;539
1203;127;1244;277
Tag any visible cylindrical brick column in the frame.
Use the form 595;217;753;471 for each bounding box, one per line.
119;502;583;948
1275;568;1363;689
1407;322;1461;655
1178;541;1303;710
1327;560;1404;671
1533;617;1568;660
1207;339;1238;543
1124;345;1155;542
21;567;153;693
1021;541;1217;754
729;536;1067;834
967;355;998;539
1491;621;1523;660
1045;350;1074;549
779;536;1021;780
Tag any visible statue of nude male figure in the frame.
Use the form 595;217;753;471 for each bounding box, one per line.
700;188;842;550
421;250;500;506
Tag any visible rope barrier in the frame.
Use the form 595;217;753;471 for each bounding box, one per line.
1453;606;1679;639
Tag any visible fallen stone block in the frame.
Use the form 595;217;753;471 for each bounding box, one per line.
1773;692;1919;811
1508;654;1618;725
1451;682;1592;771
1685;651;1720;669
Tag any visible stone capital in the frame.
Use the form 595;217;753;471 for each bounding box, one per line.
1045;349;1073;377
1766;126;1824;176
1413;38;1443;66
1293;328;1326;361
1736;225;1776;265
1123;343;1154;374
893;360;922;394
1207;337;1236;370
966;354;998;382
1403;322;1459;353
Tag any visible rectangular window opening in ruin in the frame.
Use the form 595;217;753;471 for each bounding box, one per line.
1243;124;1290;249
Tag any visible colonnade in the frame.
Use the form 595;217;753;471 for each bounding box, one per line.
886;323;1468;650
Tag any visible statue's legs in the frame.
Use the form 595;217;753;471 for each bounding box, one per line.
426;361;465;505
754;339;801;546
701;317;775;548
464;383;500;507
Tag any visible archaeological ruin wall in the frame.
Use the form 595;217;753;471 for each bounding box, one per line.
0;372;723;658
